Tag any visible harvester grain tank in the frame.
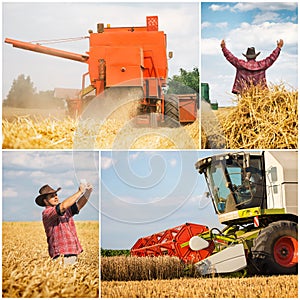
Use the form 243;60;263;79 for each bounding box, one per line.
131;151;298;275
5;16;197;125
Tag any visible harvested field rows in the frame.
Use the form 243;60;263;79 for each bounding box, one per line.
2;221;99;298
101;275;298;298
202;84;298;149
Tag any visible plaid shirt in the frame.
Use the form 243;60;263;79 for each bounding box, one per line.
222;46;281;94
42;204;83;258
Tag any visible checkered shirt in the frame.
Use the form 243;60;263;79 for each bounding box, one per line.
42;204;83;258
222;46;281;94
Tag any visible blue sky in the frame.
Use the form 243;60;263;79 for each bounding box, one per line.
201;1;298;106
101;150;224;249
2;1;199;99
2;151;99;222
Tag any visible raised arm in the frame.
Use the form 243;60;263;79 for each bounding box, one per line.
76;183;93;211
59;183;86;214
220;39;241;68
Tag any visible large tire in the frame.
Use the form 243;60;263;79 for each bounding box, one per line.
249;220;298;275
164;94;180;127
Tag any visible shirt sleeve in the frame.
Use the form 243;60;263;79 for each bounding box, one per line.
55;203;64;216
257;47;281;69
71;203;79;215
222;47;243;68
55;203;79;216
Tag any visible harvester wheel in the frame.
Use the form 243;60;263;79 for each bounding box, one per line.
249;220;298;275
164;94;180;127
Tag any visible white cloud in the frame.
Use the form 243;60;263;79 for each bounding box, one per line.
129;152;140;161
233;2;298;12
252;12;280;24
101;156;115;170
201;38;222;55
201;21;211;29
216;22;228;29
169;158;177;167
227;22;298;53
209;4;231;12
3;187;18;198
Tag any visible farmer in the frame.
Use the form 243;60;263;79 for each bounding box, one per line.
221;39;284;94
35;183;93;265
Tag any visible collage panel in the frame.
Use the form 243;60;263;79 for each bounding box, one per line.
2;2;200;150
100;150;298;298
2;151;99;297
201;1;298;149
1;1;299;299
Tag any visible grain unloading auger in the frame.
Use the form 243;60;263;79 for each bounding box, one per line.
131;151;298;276
5;16;197;125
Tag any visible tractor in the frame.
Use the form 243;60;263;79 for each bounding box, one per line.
5;16;197;126
131;151;298;275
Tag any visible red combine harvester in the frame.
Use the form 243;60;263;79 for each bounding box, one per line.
5;16;197;125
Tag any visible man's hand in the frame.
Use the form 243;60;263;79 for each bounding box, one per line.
76;183;93;211
79;183;87;194
277;39;284;49
221;39;226;49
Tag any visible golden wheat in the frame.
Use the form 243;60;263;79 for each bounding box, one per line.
2;221;99;298
101;256;197;281
101;275;298;298
2;108;199;149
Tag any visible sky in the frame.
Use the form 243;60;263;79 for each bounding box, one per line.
2;151;99;222
2;1;199;99
201;1;298;106
101;150;224;249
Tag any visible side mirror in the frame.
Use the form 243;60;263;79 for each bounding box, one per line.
189;236;209;251
168;51;173;59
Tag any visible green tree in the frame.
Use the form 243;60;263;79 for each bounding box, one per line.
167;67;199;94
4;74;36;107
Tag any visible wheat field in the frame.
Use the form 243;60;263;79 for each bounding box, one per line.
2;221;99;298
101;275;298;298
101;256;298;298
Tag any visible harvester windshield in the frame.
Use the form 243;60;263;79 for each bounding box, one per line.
196;153;265;214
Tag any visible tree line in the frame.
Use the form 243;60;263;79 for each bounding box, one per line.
3;68;199;108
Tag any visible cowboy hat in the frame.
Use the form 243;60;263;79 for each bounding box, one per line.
243;47;260;59
35;184;61;207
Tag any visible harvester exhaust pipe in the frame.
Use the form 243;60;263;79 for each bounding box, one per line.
4;38;89;63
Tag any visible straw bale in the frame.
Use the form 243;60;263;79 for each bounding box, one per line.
202;84;298;149
3;108;200;149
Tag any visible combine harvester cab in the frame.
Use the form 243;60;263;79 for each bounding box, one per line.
194;151;298;275
132;151;298;276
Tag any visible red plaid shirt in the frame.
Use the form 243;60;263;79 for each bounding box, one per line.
42;204;83;258
222;46;281;94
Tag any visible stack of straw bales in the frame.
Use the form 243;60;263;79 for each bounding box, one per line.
202;84;298;149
